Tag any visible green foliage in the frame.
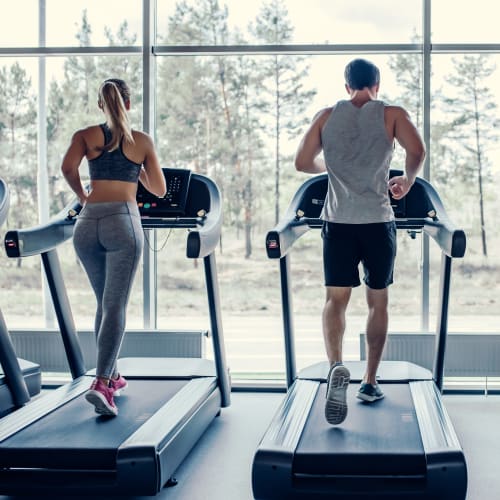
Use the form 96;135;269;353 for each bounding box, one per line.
2;2;499;320
0;62;37;229
441;55;499;256
156;0;317;253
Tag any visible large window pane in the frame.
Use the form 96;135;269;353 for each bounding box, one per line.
430;54;500;333
157;0;421;46
2;55;143;330
45;0;141;47
0;2;38;47
432;0;500;43
0;58;41;326
155;52;424;377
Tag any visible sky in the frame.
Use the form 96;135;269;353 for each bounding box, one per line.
2;0;500;163
3;0;500;47
2;1;500;122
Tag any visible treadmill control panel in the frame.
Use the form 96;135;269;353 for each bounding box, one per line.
137;168;191;217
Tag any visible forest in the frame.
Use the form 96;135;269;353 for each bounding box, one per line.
1;0;499;328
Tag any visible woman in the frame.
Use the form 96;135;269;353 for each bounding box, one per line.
61;78;166;416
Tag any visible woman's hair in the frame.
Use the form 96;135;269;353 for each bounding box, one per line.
97;78;134;151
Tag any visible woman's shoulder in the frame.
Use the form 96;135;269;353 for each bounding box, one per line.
131;129;154;147
131;128;151;139
74;124;104;139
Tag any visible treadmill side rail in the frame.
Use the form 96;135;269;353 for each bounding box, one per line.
411;381;468;499
118;376;219;493
0;377;90;443
252;379;318;500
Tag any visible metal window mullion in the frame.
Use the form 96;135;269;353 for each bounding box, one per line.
421;0;431;332
0;46;141;56
153;43;422;56
38;0;55;328
142;0;157;330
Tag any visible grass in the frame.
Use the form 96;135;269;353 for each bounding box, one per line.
1;228;499;326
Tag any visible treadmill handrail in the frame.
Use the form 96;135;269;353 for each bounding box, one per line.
0;178;33;407
0;179;9;227
4;198;80;258
266;171;466;259
186;173;223;259
4;173;223;260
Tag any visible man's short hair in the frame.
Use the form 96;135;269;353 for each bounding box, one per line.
344;59;380;90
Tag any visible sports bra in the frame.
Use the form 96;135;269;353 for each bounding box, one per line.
88;124;142;183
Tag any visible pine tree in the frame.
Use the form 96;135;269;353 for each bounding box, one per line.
443;55;499;257
0;62;37;233
249;0;316;224
157;0;265;256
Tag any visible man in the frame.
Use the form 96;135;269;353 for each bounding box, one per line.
294;58;425;425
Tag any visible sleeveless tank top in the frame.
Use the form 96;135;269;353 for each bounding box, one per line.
320;100;394;224
88;124;142;183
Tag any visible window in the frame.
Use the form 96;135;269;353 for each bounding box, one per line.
0;1;499;385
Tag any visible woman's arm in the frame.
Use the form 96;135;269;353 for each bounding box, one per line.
61;131;88;205
140;134;167;197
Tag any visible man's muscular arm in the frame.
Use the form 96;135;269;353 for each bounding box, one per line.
388;107;426;200
294;108;331;174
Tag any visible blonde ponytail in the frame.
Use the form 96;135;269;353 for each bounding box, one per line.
98;79;134;152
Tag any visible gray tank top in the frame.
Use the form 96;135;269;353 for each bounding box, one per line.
320;100;394;223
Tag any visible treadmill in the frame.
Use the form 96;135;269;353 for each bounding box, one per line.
0;169;231;496
0;178;41;417
252;170;467;499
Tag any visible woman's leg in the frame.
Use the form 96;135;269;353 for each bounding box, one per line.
95;208;143;379
73;216;106;343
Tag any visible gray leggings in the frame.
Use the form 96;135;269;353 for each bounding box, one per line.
73;201;143;379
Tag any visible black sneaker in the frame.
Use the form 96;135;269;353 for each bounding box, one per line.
356;382;384;403
325;364;350;425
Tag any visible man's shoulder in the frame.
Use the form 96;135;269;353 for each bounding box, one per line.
384;104;408;116
314;106;334;118
312;106;334;128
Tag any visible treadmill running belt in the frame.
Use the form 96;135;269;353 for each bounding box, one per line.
0;378;188;469
295;383;426;476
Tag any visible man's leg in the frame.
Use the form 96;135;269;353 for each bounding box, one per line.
323;286;352;425
322;286;352;364
356;287;388;403
363;287;389;385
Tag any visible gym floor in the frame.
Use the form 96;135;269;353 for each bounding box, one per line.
0;391;497;500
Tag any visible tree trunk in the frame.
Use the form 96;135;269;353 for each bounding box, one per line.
244;178;252;258
473;94;488;257
274;54;280;225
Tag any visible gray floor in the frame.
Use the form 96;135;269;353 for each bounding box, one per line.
1;392;498;500
159;393;500;500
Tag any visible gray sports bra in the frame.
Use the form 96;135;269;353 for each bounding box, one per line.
88;124;141;183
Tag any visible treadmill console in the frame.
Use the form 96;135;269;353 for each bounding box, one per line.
390;191;406;218
137;168;191;217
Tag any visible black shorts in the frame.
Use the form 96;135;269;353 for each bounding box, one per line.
321;221;397;289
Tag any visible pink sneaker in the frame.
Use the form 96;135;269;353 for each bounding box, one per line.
111;374;128;396
85;378;118;416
